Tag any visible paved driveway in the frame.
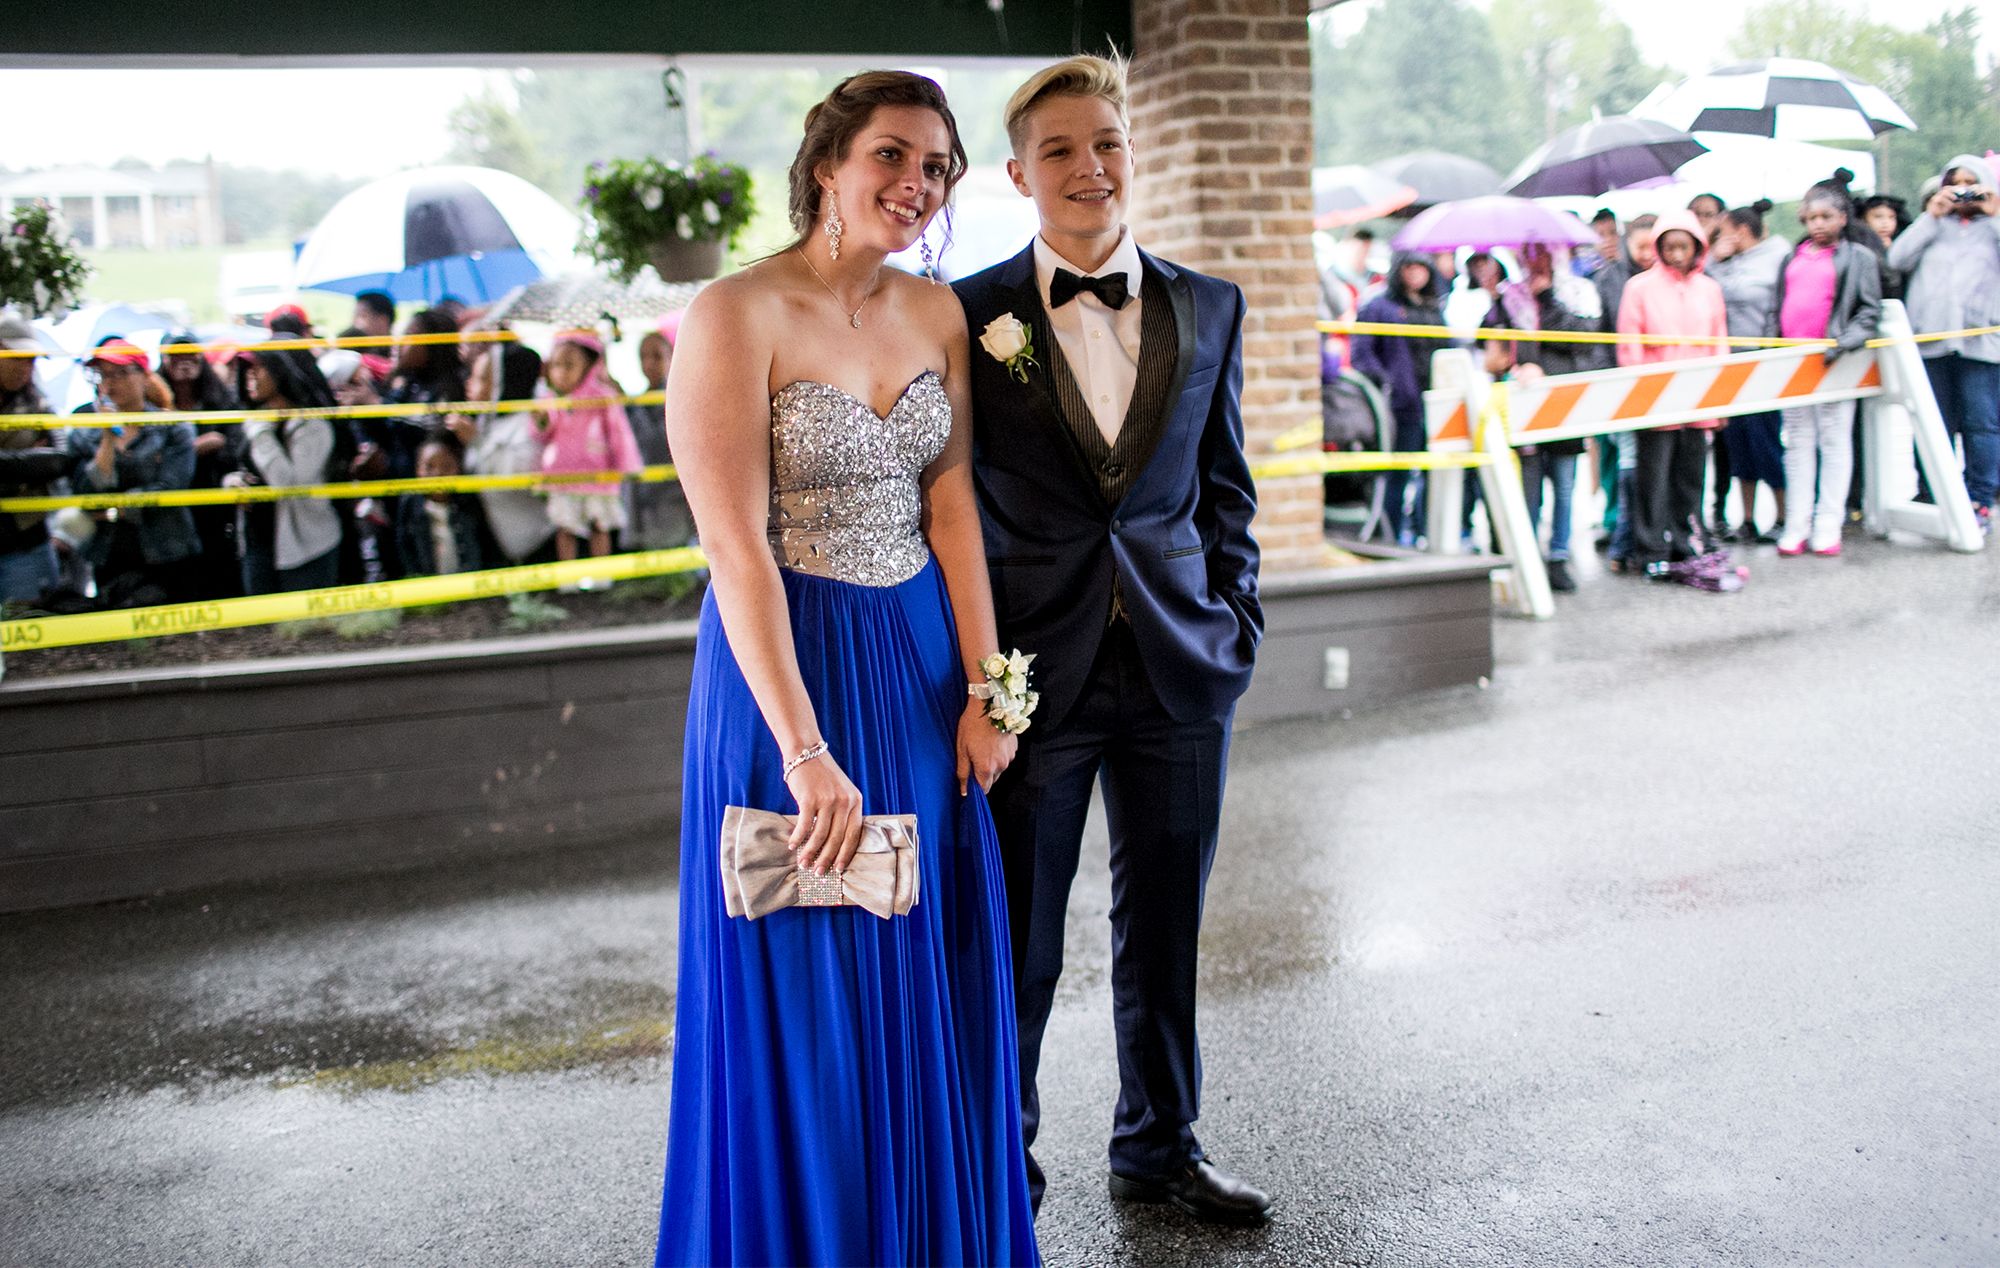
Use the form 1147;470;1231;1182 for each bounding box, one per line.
3;535;1997;1266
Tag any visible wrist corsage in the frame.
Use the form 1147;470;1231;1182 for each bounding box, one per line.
970;649;1039;734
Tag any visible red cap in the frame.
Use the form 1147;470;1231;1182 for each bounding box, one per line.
87;338;151;371
264;303;312;332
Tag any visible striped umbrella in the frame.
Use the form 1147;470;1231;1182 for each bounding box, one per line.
1504;116;1708;198
294;166;582;304
1634;58;1917;144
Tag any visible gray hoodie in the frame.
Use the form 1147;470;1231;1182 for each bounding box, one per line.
1886;153;2000;362
1707;233;1791;338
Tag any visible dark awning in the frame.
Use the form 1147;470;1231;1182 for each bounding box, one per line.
3;0;1132;64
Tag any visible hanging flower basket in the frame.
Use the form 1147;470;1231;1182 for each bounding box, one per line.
581;155;754;284
647;237;728;283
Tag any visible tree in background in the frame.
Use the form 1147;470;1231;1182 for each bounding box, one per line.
1313;0;1527;169
1490;0;1671;138
1311;0;1664;171
1729;2;2000;195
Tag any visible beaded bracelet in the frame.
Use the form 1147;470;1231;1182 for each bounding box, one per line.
783;740;829;780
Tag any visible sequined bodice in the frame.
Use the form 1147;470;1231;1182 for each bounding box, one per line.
768;370;950;587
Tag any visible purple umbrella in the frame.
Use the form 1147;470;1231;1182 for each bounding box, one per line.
1390;196;1597;252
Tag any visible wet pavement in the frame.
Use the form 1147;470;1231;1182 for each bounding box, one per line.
4;531;1999;1266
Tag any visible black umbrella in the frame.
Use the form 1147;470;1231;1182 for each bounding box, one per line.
1504;116;1709;198
1369;151;1504;210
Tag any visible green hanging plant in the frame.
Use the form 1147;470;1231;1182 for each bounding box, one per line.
579;154;755;283
0;201;92;319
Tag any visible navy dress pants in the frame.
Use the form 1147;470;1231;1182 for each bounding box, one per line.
987;618;1231;1211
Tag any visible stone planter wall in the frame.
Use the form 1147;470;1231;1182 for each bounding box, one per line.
0;559;1492;913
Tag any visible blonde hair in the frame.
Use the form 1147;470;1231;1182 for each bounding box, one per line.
1004;54;1130;155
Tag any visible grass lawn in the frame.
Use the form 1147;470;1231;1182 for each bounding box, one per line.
79;242;351;330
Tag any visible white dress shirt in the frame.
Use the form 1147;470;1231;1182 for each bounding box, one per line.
1034;229;1144;446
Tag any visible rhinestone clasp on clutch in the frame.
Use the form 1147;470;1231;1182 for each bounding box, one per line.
794;868;847;906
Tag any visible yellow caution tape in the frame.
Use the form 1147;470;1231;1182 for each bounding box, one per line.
0;548;707;652
0;464;680;514
1271;418;1323;452
1320;318;2000;351
1249;451;1490;479
0;329;526;361
0;390;666;431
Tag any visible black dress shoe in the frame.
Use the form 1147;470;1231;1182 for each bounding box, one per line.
1108;1159;1273;1226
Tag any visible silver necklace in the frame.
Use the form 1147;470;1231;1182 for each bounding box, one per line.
797;248;875;329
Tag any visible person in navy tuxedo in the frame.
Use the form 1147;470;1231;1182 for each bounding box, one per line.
952;54;1270;1226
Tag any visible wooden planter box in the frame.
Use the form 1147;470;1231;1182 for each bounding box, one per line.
0;557;1492;912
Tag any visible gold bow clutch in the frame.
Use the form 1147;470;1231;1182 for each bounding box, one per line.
719;805;920;921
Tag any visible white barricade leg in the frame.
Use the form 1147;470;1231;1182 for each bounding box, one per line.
1860;394;1911;537
1427;467;1464;555
1422;348;1477;556
1869;301;1984;553
1470;383;1554;621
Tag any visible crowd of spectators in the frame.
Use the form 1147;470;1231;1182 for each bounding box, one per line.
1325;151;2000;588
0;290;694;610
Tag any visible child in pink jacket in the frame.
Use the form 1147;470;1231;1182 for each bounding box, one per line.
1616;210;1728;571
537;330;642;569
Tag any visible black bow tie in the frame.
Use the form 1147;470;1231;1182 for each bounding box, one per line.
1050;267;1130;311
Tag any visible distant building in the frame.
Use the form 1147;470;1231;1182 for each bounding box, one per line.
0;162;224;250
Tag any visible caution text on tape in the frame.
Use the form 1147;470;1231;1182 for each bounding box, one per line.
0;548;708;653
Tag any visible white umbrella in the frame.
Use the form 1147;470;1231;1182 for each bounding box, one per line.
33;302;188;412
293;166;582;305
1634;58;1916;144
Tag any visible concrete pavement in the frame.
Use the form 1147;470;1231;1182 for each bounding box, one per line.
3;532;1998;1266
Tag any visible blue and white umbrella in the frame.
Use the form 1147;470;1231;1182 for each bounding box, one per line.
293;166;582;305
1635;58;1917;144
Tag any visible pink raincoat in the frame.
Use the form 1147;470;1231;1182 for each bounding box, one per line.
538;333;643;494
1615;209;1729;430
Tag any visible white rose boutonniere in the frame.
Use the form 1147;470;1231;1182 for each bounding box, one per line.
979;314;1039;384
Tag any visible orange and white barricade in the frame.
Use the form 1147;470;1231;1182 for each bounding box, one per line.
1422;300;1980;620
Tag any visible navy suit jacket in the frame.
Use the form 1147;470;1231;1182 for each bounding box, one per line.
955;242;1262;731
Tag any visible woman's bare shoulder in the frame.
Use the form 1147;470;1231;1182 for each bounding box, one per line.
888;269;969;349
682;257;795;337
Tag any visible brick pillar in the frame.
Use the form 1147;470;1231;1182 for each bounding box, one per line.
1128;0;1325;573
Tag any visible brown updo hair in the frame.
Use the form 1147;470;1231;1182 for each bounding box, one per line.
785;71;969;254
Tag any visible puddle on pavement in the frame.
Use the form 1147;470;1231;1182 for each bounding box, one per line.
3;983;677;1109
1198;887;1340;994
288;1016;672;1095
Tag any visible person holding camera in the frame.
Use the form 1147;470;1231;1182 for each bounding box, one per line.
1887;154;2000;535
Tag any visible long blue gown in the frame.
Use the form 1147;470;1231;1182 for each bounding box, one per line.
655;372;1040;1266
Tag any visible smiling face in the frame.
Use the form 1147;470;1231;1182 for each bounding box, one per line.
1007;92;1133;259
818;103;953;257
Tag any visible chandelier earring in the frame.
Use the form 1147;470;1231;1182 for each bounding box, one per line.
823;190;844;261
919;233;936;281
